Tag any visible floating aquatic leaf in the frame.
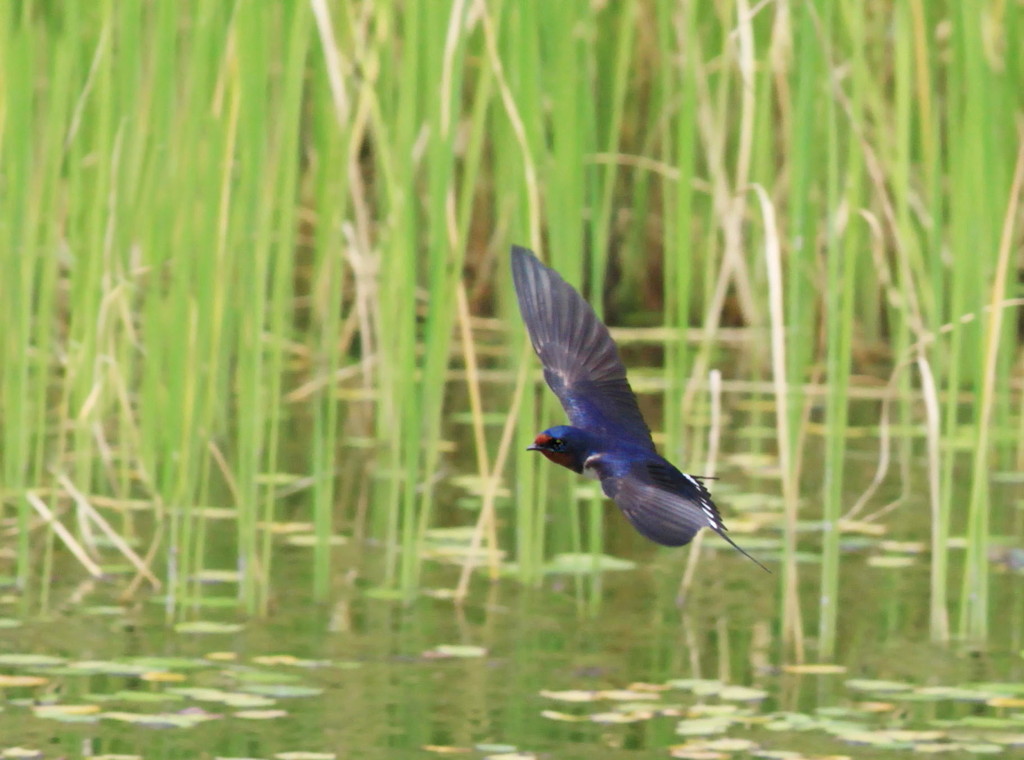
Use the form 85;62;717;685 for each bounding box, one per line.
0;619;22;629
229;668;304;684
61;660;148;676
958;744;1004;754
968;681;1024;695
482;754;534;760
255;472;302;485
361;587;412;601
80;605;128;616
191;569;241;583
590;710;653;723
845;678;914;693
718;685;768;701
838;520;888;536
879;540;927;553
166;687;242;703
599;689;660;701
448;475;510;498
32;704;101;718
0;749;44;759
234;709;288;720
910;743;963;754
283;534;348;547
884;730;948;742
223;694;277;708
763;711;817;731
781;663;847;675
913;686;999;702
273;753;337;760
85;690;184;704
702;738;759;752
543;553;636;574
101;709;221;728
988;696;1024;708
422;746;472;754
675;717;732;736
626;681;670;692
205;652;238;662
0;654;65;668
617;701;676;714
240;684;324;698
0;675;48;687
992;471;1024;484
540;709;588;722
834;730;913;748
688;704;745;717
854;701;896;713
984;734;1024;746
867;555;916;569
474;745;517;754
668;747;730;759
666;679;723;696
540;689;599;702
248;655;307;667
140;671;187;683
174;621;244;634
189;507;239;520
129;656;211;671
258;521;314;535
423;645;487;659
149;595;239;609
937;716;1024;729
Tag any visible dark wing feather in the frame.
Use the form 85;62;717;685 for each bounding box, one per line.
601;474;707;547
511;246;655;450
603;461;770;571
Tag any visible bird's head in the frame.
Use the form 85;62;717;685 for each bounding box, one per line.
526;425;590;473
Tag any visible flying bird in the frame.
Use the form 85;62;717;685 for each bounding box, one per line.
511;245;768;571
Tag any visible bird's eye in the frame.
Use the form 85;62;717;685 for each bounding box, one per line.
550;438;565;451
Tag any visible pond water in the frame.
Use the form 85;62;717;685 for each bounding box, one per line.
2;531;1023;757
2;411;1023;758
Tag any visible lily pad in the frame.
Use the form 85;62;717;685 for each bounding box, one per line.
782;663;847;675
540;690;599;702
0;654;66;668
543;553;636;574
718;685;768;701
666;679;723;696
234;709;289;720
240;684;324;698
675;717;733;736
589;709;653;723
423;645;487;659
845;678;914;693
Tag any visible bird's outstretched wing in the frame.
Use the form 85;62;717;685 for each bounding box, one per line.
601;461;770;571
511;246;655;450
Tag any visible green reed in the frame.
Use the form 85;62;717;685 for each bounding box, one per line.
2;1;1021;647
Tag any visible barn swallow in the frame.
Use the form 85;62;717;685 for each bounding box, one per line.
511;246;768;571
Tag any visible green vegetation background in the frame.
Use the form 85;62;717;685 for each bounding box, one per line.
2;2;1022;654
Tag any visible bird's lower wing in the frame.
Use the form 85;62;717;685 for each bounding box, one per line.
601;472;771;572
600;476;706;547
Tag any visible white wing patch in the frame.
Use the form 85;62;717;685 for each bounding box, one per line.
582;454;603;480
681;473;725;531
